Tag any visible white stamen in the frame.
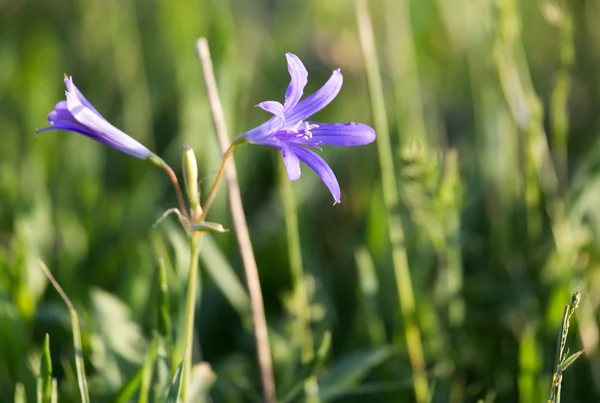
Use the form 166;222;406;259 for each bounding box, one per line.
287;120;304;134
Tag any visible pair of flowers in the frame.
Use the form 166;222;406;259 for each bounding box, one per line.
38;53;375;204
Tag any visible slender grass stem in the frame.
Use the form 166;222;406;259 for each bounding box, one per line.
355;1;430;402
180;233;202;402
196;37;276;403
39;261;90;403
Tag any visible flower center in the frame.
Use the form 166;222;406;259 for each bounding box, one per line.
283;121;319;141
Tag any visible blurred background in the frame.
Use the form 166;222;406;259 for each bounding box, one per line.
1;0;600;401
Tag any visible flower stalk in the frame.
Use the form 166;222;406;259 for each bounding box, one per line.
180;232;202;402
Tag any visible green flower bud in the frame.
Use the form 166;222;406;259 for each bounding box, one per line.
182;144;200;212
190;221;228;233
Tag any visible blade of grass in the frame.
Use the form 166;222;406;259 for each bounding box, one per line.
38;334;52;403
166;355;185;403
355;1;431;401
157;258;173;358
113;367;143;403
139;337;159;403
39;260;90;403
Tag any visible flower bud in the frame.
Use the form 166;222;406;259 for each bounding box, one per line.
182;144;200;212
190;221;228;233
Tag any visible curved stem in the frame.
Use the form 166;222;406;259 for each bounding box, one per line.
149;154;190;222
180;233;202;402
164;164;190;222
198;143;236;222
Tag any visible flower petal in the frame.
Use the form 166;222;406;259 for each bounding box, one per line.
257;101;285;123
65;91;151;159
286;69;343;124
238;115;284;144
305;122;376;146
281;144;301;181
64;76;105;119
290;145;341;203
284;53;308;112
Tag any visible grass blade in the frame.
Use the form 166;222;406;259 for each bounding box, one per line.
355;0;430;401
139;338;160;403
38;333;52;403
166;355;185;403
39;260;90;403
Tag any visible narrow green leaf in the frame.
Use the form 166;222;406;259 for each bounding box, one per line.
112;366;143;403
189;221;228;233
320;346;395;390
166;355;185;403
158;258;173;352
38;333;52;403
139;338;160;403
558;350;584;374
39;260;90;403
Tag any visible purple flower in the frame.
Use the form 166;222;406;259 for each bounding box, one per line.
237;53;375;204
37;76;152;160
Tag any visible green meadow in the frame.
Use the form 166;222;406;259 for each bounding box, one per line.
0;0;598;402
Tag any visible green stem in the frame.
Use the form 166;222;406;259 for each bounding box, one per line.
279;160;319;402
180;233;202;402
355;1;430;401
198;143;237;222
149;154;190;222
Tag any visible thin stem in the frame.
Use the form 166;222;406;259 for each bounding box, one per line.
39;261;90;403
180;233;202;402
164;164;190;223
356;1;431;402
196;37;276;403
198;143;236;222
149;155;190;222
279;160;319;402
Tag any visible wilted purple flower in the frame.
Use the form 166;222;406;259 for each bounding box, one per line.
237;53;375;204
37;76;152;160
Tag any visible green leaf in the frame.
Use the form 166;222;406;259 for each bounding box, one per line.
558;350;584;374
166;355;185;403
111;366;143;403
189;221;228;233
139;338;160;403
38;333;52;403
319;346;396;400
158;259;173;353
39;261;90;403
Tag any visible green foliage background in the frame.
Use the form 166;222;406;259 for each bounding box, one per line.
1;0;600;401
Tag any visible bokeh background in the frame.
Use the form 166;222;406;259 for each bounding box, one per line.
2;0;600;401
